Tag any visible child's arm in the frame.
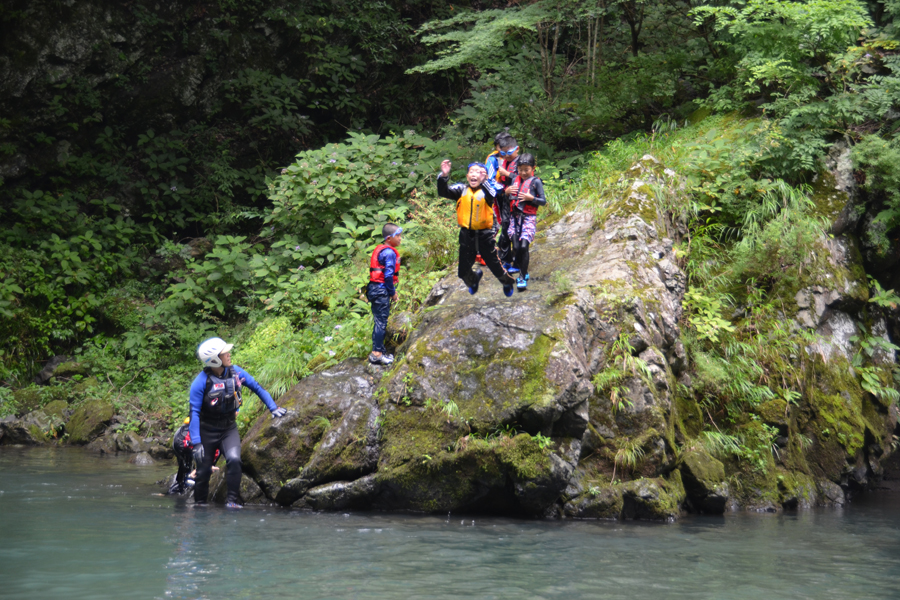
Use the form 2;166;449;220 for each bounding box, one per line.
379;248;398;300
523;178;547;207
485;156;499;183
437;160;465;200
479;179;498;207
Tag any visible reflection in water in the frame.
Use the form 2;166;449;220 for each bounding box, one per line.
1;447;899;600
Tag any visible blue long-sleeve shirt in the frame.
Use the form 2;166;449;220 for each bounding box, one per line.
188;365;276;444
372;247;397;296
485;152;503;192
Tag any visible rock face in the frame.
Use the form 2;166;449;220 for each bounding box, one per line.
243;156;695;519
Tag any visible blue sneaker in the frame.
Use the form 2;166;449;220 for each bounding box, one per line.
468;268;484;295
503;284;514;297
225;501;243;509
507;266;520;274
516;276;527;291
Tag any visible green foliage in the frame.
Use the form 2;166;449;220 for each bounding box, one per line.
852;135;900;254
407;5;548;75
164;235;260;316
592;335;652;414
441;399;460;423
868;277;900;308
683;290;735;344
613;438;645;481
849;328;900;402
266;131;473;256
531;432;552;450
694;1;900;175
225;69;312;136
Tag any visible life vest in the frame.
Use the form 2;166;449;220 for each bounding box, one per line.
200;366;242;425
457;186;494;230
174;424;191;448
369;244;400;284
498;156;519;189
510;175;538;215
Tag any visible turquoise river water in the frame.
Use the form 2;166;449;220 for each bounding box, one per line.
1;447;899;599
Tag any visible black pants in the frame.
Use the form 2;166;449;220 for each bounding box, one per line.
367;283;391;353
496;197;513;265
194;420;242;504
458;227;515;288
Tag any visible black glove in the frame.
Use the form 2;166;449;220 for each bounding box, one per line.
271;407;287;418
192;444;205;465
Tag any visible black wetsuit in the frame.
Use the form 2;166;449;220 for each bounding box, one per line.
193;421;241;504
169;424;193;494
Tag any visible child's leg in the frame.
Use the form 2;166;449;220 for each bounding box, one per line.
458;228;480;287
514;215;537;276
477;229;515;285
367;284;391;354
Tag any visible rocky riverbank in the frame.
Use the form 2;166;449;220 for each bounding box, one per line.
4;156;898;521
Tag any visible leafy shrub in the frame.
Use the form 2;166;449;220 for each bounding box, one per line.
851;135;900;254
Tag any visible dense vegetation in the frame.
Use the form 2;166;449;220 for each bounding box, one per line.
1;0;899;481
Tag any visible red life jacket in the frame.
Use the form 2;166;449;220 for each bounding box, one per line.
369;244;400;284
499;156;519;189
510;175;538;215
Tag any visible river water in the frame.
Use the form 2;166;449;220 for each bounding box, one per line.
1;447;898;600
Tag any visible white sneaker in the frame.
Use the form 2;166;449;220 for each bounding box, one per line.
368;352;394;366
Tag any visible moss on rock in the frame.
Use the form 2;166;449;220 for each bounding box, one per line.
66;399;114;444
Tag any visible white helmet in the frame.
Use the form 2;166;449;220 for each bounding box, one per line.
197;337;234;368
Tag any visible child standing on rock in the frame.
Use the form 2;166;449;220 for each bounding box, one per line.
506;153;546;291
438;160;517;297
367;223;402;366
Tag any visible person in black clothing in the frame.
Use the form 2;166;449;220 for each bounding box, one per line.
168;417;221;495
169;418;195;494
437;159;517;296
495;137;520;269
189;337;287;508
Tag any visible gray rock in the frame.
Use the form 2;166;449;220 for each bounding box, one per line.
0;412;55;445
128;452;155;465
33;356;71;385
116;431;149;454
301;474;381;510
210;472;267;505
679;449;729;514
241;359;380;501
66;400;115;444
816;480;845;506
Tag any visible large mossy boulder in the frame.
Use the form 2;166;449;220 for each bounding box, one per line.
241;359;381;504
66;400;115;444
244;156;692;518
679;449;729;514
